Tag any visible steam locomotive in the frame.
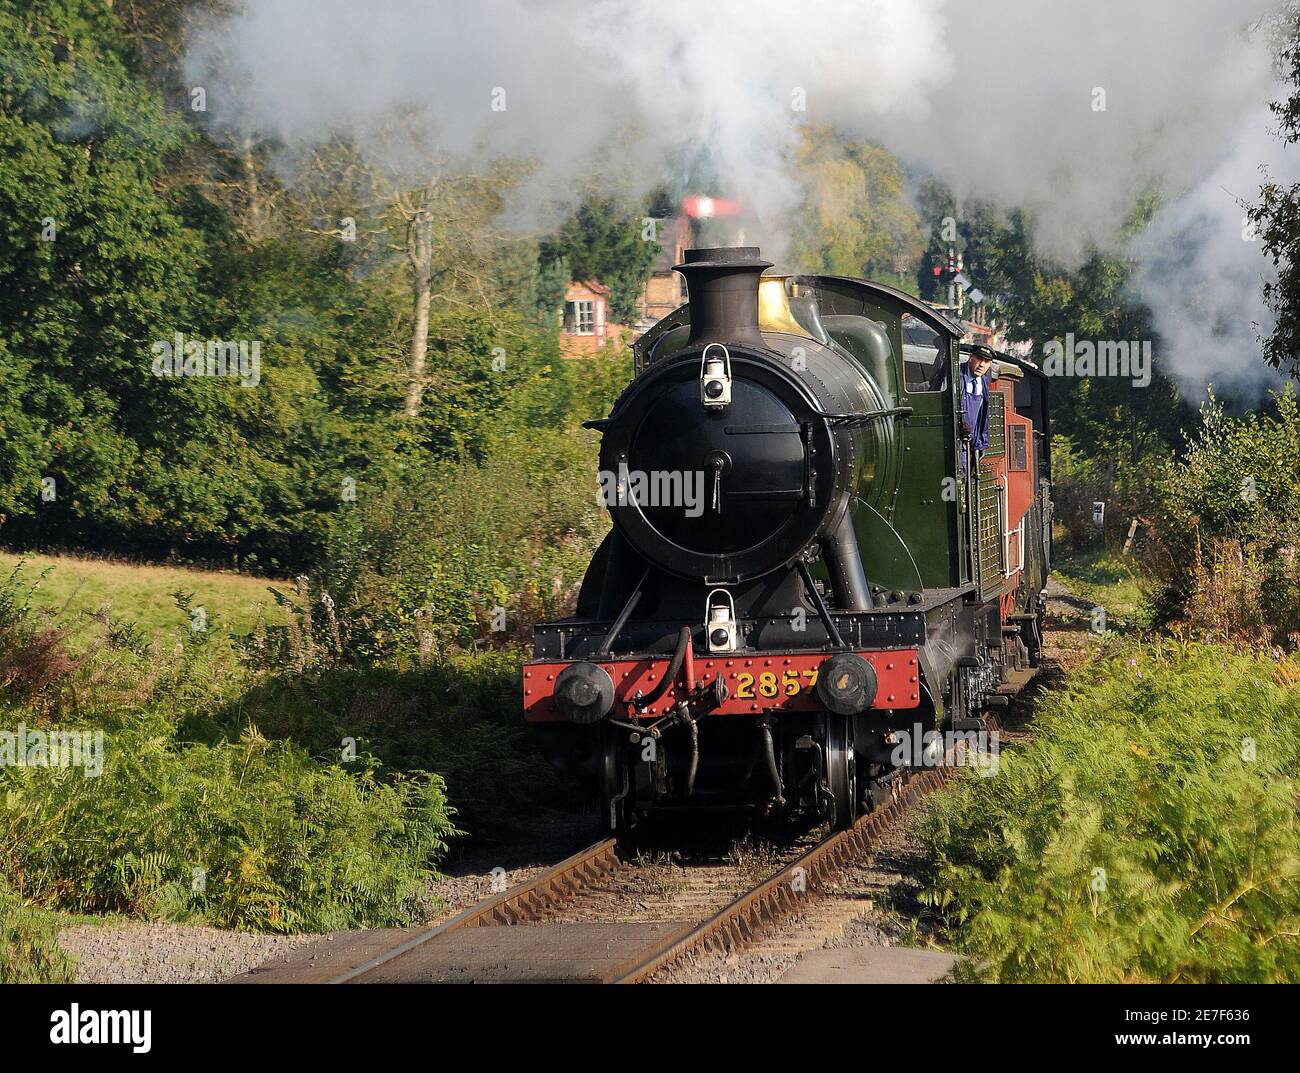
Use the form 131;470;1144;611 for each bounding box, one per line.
523;247;1051;834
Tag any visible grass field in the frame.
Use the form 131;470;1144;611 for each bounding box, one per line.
1051;544;1150;631
0;551;284;640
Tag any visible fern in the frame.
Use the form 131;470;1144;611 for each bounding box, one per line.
915;641;1300;982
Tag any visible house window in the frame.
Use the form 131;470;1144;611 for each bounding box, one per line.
565;300;596;335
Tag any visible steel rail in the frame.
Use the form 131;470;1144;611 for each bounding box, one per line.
322;748;965;984
605;766;952;983
331;836;624;983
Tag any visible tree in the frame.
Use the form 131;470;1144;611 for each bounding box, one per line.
0;0;203;535
911;187;1195;542
788;126;924;287
1250;5;1300;376
914;177;957;301
117;0;284;244
0;1;414;569
283;135;525;420
493;238;569;327
539;195;657;324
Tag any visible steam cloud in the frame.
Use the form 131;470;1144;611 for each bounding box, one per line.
187;0;1294;396
1131;110;1296;398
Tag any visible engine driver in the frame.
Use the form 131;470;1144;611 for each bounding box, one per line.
959;347;995;474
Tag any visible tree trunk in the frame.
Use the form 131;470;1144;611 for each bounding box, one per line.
240;135;264;242
405;272;432;417
404;201;434;418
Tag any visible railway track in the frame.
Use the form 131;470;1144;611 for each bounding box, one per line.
611;766;949;983
234;765;953;985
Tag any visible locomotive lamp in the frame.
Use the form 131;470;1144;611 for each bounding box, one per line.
705;589;738;653
699;342;732;410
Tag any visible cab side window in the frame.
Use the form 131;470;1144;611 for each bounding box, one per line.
901;315;949;391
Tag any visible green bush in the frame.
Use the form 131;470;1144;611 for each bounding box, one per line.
1145;388;1300;647
0;566;455;932
916;641;1300;983
0;875;77;984
2;722;452;932
321;425;609;662
193;648;579;845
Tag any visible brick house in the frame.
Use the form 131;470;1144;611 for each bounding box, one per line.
560;280;623;356
638;215;691;327
558;216;692;355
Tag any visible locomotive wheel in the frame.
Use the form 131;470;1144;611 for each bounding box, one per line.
825;713;858;830
1026;607;1045;666
597;725;630;837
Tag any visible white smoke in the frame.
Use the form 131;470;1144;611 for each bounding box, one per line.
186;0;1294;394
186;0;950;229
1130;109;1295;397
870;1;1280;261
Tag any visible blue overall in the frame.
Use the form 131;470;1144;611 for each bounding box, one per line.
959;361;991;475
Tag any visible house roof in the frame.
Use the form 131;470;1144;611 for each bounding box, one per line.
567;279;611;297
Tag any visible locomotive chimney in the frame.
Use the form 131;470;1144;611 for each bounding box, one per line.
674;247;773;346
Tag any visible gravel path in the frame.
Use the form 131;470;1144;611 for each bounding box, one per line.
58;922;317;985
58;813;602;984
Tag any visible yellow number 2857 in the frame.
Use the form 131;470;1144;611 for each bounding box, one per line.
733;668;819;700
